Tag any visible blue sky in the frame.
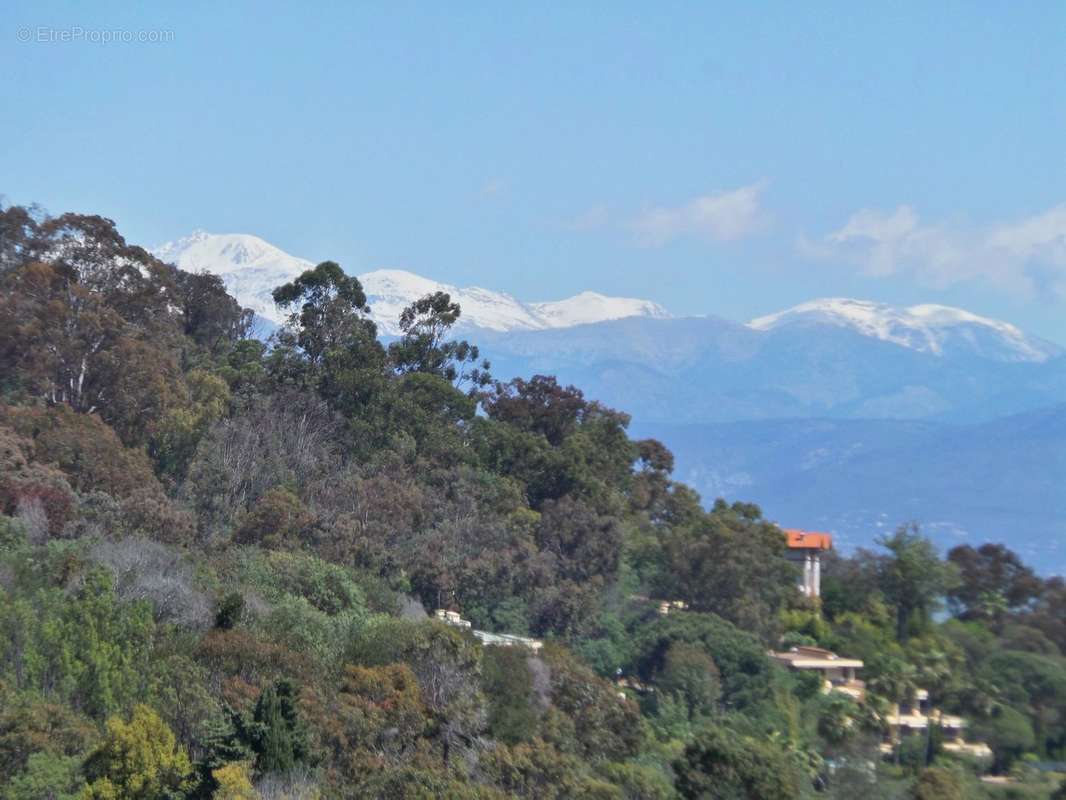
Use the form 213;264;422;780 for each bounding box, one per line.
4;2;1066;342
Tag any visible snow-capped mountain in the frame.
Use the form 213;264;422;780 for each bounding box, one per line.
152;232;670;334
357;269;545;334
531;292;670;328
748;298;1062;363
154;232;312;324
152;233;1060;365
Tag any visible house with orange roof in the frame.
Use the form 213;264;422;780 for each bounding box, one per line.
784;529;833;598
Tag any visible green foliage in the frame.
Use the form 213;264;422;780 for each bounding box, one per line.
150;369;231;481
661;501;797;641
656;642;721;720
595;760;676;800
209;760;256;800
972;706;1037;771
947;543;1044;622
877;524;958;641
271;260;374;370
256;593;364;671
540;645;644;763
244;550;369;615
484;647;539;744
388;291;492;392
0;560;155;718
3;752;85;800
0;514;25;551
673;724;801;799
812;692;868;747
215;592;245;630
633;612;773;710
246;680;310;775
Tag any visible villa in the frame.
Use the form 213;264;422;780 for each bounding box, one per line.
770;645;866;700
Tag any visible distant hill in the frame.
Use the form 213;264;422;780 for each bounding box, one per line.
632;405;1066;573
477;315;1066;425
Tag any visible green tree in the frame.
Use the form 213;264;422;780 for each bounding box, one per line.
673;725;801;800
946;543;1043;621
3;752;85;800
483;647;539;744
271;260;373;369
215;593;245;630
972;706;1035;771
246;680;309;775
663;501;797;641
633;612;773;711
388;291;491;392
877;524;957;641
656;642;721;720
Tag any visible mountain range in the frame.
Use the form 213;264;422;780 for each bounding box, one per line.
153;232;1066;571
153;231;670;335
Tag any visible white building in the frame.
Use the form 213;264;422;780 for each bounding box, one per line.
433;609;543;652
770;645;866;700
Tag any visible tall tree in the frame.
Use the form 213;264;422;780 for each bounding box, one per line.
388;291;491;392
246;680;310;775
877;524;957;641
947;543;1044;622
271;261;374;368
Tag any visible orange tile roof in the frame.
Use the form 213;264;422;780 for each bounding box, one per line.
784;529;833;550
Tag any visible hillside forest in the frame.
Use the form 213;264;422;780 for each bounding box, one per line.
2;204;1066;799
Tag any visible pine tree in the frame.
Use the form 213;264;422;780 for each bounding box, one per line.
249;681;308;775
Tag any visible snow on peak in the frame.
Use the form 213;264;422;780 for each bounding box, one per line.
152;232;671;333
358;269;544;334
153;232;312;324
748;298;1061;362
531;291;671;328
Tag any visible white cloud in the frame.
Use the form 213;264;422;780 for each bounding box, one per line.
805;204;1066;298
566;205;611;232
631;182;767;246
